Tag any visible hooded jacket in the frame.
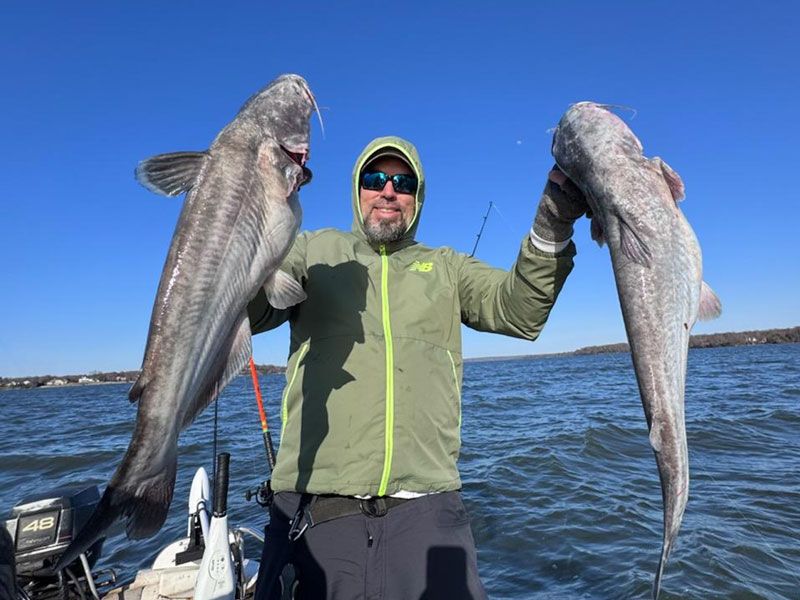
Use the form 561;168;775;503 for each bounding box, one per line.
248;136;575;496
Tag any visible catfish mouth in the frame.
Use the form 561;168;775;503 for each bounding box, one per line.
281;145;307;166
281;145;313;186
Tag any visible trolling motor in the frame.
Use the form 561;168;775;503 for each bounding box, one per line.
170;467;211;566
195;453;236;600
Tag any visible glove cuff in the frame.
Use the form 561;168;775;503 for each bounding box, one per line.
529;226;571;253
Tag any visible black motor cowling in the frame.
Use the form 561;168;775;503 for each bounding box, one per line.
4;485;104;581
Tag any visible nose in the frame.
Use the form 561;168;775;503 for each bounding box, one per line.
380;181;397;199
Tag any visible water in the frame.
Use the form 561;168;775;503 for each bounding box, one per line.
1;344;798;599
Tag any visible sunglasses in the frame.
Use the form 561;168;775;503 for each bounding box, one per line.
360;171;418;195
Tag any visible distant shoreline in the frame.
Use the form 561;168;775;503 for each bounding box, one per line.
465;326;799;362
0;363;286;391
2;326;797;389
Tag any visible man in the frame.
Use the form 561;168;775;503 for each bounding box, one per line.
249;136;586;599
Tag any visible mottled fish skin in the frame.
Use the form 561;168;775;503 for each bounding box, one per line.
551;102;720;599
56;74;316;570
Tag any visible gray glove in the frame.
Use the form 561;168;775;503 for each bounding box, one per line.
532;167;589;243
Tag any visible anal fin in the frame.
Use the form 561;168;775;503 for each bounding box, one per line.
180;312;254;429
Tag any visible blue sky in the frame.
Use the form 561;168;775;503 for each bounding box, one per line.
1;2;798;377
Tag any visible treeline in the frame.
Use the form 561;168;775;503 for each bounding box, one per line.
1;363;286;390
573;326;800;355
250;363;286;375
0;370;141;389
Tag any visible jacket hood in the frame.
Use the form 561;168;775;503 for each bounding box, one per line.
351;136;426;249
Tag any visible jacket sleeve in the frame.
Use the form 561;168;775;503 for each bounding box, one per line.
456;235;575;340
247;232;309;334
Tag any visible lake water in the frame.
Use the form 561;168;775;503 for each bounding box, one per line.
1;344;798;599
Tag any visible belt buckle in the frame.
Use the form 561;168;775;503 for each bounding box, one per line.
359;497;388;517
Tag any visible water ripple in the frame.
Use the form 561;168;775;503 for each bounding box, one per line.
1;344;798;598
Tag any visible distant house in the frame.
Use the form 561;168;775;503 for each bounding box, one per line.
78;376;97;384
45;378;68;386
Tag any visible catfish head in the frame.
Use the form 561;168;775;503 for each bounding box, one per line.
552;102;644;184
239;73;322;186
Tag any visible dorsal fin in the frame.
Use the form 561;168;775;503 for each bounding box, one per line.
135;151;208;197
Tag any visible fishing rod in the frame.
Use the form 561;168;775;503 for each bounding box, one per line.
470;201;493;257
248;356;276;470
245;356;276;507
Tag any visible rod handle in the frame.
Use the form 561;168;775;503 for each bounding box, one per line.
213;452;230;517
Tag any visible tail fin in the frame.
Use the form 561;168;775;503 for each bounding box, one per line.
652;535;673;600
54;455;176;571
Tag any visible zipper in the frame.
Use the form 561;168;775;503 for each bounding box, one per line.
281;341;310;439
377;244;395;496
446;349;462;429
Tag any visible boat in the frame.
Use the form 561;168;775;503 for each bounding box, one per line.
2;454;269;599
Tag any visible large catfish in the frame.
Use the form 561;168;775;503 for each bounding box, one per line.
57;74;319;569
551;102;721;599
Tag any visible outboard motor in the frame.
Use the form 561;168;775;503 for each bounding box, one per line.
3;485;112;599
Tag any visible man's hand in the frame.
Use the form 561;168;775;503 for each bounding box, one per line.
532;166;589;244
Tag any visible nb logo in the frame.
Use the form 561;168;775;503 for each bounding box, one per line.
409;261;433;273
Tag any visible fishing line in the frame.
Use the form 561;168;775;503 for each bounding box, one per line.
469;201;520;258
487;202;518;238
489;202;516;231
696;465;800;587
212;397;219;484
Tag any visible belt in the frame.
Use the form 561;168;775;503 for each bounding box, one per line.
288;495;409;541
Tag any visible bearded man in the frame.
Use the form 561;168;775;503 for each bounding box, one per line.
250;136;586;599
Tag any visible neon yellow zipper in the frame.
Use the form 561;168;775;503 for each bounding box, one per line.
377;245;395;495
281;341;309;439
447;349;462;429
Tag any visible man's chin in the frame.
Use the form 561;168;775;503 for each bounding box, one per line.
364;219;406;245
369;212;402;225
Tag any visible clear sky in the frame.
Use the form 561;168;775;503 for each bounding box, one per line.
1;2;798;377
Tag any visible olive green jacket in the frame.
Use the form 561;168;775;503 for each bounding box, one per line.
248;136;575;496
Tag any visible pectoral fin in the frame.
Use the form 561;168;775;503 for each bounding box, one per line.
649;420;663;452
264;270;307;309
135;151;208;197
652;156;685;203
618;216;653;268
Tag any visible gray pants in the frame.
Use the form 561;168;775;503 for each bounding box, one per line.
254;491;488;600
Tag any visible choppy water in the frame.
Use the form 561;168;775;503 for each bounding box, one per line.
1;344;798;599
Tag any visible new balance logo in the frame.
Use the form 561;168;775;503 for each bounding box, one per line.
409;261;433;273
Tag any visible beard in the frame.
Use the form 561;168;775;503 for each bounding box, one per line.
363;215;407;244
